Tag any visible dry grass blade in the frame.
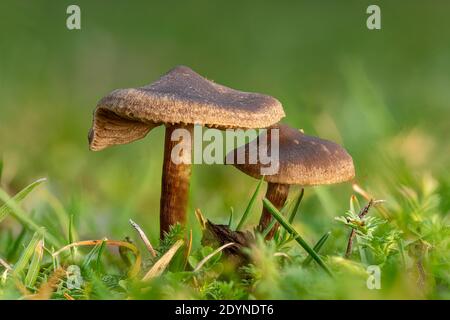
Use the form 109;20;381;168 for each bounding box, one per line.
195;208;207;230
193;242;236;272
352;183;371;200
129;219;156;257
52;239;141;278
274;252;292;261
142;239;184;281
64;292;75;300
0;257;12;271
1;269;9;284
183;229;193;270
32;268;66;300
352;183;389;219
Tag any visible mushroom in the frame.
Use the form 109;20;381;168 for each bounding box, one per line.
88;66;285;239
227;124;355;240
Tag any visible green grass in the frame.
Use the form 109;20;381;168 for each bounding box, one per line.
0;1;449;299
0;173;448;299
236;177;264;231
262;197;333;276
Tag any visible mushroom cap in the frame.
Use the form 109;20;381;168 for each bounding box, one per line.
228;124;355;186
89;66;285;151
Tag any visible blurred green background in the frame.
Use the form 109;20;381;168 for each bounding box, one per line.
0;0;449;263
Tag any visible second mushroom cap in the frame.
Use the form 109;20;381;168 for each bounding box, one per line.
228;124;355;185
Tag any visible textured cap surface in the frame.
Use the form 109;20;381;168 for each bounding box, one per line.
89;66;285;151
229;124;355;186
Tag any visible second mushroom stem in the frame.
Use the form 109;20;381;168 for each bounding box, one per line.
258;183;290;240
160;124;193;239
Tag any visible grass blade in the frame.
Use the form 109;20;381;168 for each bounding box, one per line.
350;194;361;214
289;188;304;223
51;247;59;271
236;177;264;231
142;239;184;281
68;212;75;259
195;208;207;230
261;197;292;239
7;227;27;261
129;219;156;257
228;207;234;228
82;238;106;271
0;257;12;271
183;229;193;270
193;242;235;272
24;238;44;287
53;239;141;278
303;231;331;266
0;187;60;248
263;198;333;277
261;217;278;239
95;240;107;273
0;178;46;223
43;190;79;241
13;231;43;277
280;189;304;242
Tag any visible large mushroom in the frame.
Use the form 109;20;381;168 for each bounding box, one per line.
88;66;285;239
227;124;355;240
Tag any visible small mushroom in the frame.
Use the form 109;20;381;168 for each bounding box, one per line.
88;66;285;239
227;124;355;240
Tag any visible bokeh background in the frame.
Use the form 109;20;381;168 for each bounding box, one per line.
0;0;449;297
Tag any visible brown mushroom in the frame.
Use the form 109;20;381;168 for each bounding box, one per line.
227;124;355;240
88;66;285;239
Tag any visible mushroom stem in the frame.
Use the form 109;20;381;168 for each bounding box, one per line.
258;182;290;240
160;124;193;239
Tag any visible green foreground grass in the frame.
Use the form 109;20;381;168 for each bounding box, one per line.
0;170;448;299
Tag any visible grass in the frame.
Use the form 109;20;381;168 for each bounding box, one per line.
262;197;332;276
0;174;448;299
236;177;264;231
0;1;449;300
